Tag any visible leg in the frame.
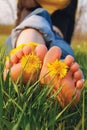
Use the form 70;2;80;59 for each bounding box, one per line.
16;28;46;46
40;46;84;107
4;28;47;83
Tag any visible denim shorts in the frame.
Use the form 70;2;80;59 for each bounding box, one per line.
5;8;74;59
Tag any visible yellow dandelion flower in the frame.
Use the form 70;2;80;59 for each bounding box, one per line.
47;59;68;79
20;52;42;73
28;42;39;49
9;44;24;56
10;42;39;55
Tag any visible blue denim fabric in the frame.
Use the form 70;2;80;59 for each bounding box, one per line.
6;8;74;59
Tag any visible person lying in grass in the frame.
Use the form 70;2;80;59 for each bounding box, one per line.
4;0;84;107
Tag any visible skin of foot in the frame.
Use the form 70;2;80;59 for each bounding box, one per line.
3;44;47;84
39;46;84;107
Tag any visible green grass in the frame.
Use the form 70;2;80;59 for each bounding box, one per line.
0;35;87;130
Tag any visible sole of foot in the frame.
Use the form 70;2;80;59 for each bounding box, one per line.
40;46;84;107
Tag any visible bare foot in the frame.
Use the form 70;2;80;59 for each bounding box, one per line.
40;46;84;107
4;44;47;84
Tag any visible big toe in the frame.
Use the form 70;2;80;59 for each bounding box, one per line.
43;46;62;64
40;46;62;83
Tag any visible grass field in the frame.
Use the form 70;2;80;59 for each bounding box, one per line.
0;34;87;130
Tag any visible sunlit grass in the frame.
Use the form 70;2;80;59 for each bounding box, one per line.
0;35;87;130
0;34;8;46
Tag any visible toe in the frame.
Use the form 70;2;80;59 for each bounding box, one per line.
11;63;22;81
76;79;84;89
35;45;47;61
64;55;74;66
74;69;83;80
43;46;62;64
11;54;19;64
16;49;24;59
40;46;62;83
23;46;32;55
70;62;79;73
